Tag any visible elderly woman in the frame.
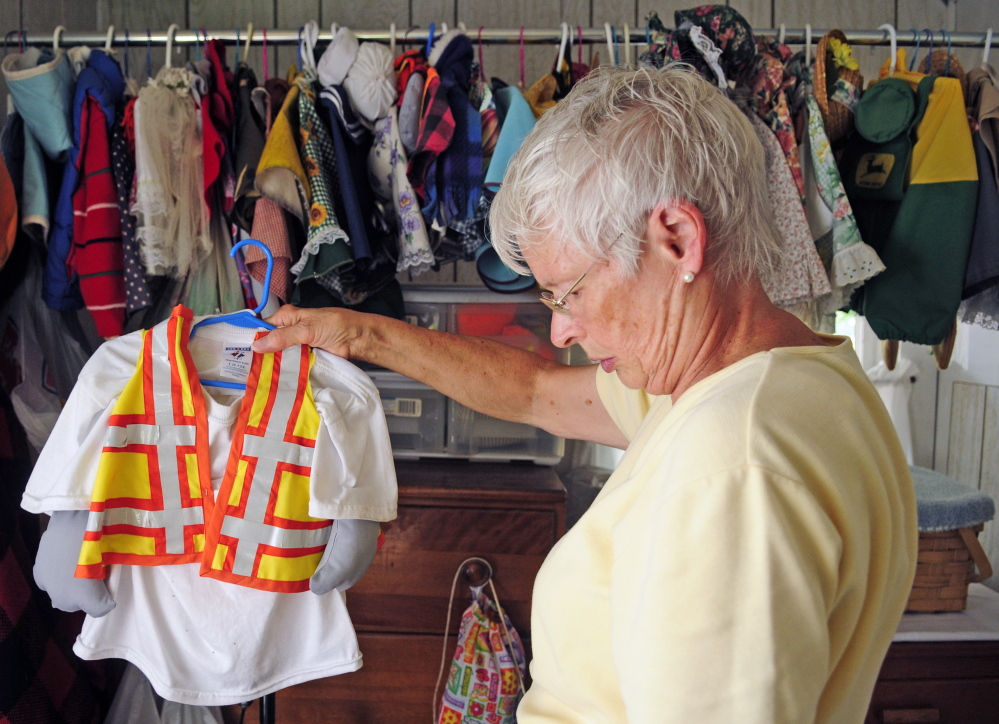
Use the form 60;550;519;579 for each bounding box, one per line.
254;66;916;723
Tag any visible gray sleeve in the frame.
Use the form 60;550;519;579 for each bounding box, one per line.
34;510;115;617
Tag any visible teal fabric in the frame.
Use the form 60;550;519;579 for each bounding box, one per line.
19;128;50;243
484;86;536;190
1;48;75;160
910;466;995;532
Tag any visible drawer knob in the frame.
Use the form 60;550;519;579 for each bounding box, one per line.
880;708;940;723
460;557;493;587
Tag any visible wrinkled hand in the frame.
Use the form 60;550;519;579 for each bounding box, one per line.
34;510;116;618
310;519;381;595
252;305;365;359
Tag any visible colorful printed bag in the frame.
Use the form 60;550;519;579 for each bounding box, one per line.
435;572;526;724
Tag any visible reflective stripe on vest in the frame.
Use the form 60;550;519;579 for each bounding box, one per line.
77;305;330;593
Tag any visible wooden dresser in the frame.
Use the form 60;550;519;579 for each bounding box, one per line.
270;461;566;723
865;584;999;723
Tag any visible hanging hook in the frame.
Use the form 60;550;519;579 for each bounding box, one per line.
604;23;615;67
146;28;152;78
804;23;812;66
301;20;319;76
234;27;240;64
556;22;569;72
477;26;486;82
165;23;178;68
105;24;115;52
940;29;953;76
389;22;396;56
623;22;632;67
231;239;274;316
878;23;897;77
984;29;994;68
579;25;585;67
403;25;417;50
426;22;436;57
519;26;525;88
923;29;934;74
124;28;130;77
296;26;304;73
52;25;65;53
261;28;269;80
441;23;448;35
243;23;253;64
778;23;786;46
908;29;921;71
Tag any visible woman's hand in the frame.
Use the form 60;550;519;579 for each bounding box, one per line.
251;305;365;359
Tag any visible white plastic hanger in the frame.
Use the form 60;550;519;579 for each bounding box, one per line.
604;22;615;67
389;22;396;56
243;23;253;64
165;23;178;68
804;23;812;66
105;25;115;52
623;22;632;66
778;23;786;46
301;20;319;76
879;23;897;77
53;25;65;53
556;22;569;71
984;28;993;68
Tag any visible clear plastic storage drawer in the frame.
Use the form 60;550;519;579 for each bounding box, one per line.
368;371;446;457
447;400;565;465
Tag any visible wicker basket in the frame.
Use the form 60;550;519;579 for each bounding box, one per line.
906;524;993;612
814;30;864;143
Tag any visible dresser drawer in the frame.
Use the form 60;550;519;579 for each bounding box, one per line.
346;504;558;634
866;678;999;723
268;633;534;724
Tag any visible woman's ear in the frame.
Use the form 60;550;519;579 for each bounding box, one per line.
645;201;707;278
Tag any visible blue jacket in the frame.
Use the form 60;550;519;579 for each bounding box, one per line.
44;50;124;311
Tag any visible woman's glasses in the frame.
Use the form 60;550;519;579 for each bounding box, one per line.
539;235;623;315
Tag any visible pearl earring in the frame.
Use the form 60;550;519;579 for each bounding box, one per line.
682;272;695;284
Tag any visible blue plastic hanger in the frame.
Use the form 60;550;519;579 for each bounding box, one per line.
426;22;436;57
190;239;276;390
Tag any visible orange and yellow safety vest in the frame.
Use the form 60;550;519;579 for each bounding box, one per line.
76;305;331;593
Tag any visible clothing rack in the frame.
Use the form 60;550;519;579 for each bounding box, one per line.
5;27;997;49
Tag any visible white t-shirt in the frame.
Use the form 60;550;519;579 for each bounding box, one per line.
22;321;398;706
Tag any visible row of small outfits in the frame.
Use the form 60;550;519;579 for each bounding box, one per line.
0;17;588;343
639;6;999;364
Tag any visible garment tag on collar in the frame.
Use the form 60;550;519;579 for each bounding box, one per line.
221;345;252;381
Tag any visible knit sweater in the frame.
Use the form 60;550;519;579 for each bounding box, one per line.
69;95;125;337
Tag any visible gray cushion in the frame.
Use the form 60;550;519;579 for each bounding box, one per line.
910;466;996;532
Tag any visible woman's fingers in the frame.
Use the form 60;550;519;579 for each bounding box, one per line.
252;322;311;353
252;305;356;358
263;304;309;328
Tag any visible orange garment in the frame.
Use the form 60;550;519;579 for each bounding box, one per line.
77;305;331;593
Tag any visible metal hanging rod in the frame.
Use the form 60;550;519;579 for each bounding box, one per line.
4;27;996;49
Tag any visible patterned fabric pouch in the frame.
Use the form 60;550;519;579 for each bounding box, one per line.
435;560;527;724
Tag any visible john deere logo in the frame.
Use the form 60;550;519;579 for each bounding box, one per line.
856;153;895;188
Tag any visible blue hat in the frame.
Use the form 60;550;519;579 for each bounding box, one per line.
475;243;536;293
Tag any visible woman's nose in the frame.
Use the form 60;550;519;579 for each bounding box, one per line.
549;311;580;349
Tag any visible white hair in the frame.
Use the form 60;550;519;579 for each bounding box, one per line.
489;65;782;285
